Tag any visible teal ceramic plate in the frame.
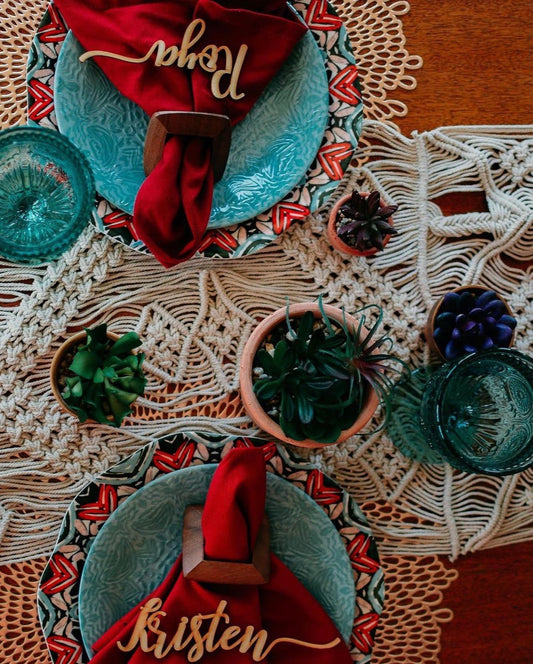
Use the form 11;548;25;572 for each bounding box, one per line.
38;435;383;663
0;126;94;264
54;30;329;229
28;0;363;259
79;465;355;654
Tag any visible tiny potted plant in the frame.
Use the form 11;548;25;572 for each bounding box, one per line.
239;299;408;448
328;189;398;256
50;323;147;426
427;286;517;361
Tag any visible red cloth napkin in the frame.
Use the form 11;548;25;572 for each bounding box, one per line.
88;448;353;663
54;0;306;267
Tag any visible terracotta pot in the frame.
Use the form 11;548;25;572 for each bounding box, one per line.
426;285;515;361
327;192;394;257
50;330;119;419
239;303;380;449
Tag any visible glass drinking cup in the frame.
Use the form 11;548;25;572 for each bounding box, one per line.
0;126;94;264
419;348;533;475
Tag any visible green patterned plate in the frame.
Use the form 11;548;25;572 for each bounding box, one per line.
79;465;355;654
27;0;363;258
54;30;329;229
37;434;383;664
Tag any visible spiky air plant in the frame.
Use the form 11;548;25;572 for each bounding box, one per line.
252;299;408;444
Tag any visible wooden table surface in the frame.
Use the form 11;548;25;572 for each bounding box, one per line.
390;2;533;662
393;0;533;134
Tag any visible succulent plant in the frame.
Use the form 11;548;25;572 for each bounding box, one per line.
432;289;517;361
252;300;408;444
62;324;147;426
336;190;398;253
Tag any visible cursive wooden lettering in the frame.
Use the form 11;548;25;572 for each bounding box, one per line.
116;597;165;653
79;19;248;101
116;598;341;662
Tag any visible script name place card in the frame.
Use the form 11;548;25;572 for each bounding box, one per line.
80;19;248;100
117;598;341;661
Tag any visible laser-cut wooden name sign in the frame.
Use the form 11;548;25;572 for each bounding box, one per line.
117;598;341;662
80;19;248;100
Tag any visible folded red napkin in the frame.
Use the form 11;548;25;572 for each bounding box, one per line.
88;447;353;662
54;0;306;267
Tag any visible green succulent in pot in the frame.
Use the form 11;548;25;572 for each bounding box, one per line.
242;299;408;446
51;323;147;426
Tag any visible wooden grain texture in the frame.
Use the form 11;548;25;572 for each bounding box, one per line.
394;0;533;134
182;505;271;584
439;541;533;664
143;111;231;178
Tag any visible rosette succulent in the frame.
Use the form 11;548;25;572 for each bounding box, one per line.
61;324;147;426
432;289;517;360
336;190;398;253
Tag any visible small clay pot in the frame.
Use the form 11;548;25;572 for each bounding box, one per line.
239;303;380;449
50;330;119;419
327;192;394;257
426;285;516;361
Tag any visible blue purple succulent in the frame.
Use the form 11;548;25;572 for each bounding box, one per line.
432;289;517;360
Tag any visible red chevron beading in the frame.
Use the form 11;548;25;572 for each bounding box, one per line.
347;532;381;574
305;468;343;505
103;211;138;240
152;441;196;473
260;441;279;461
77;484;118;521
40;553;78;595
272;202;310;234
47;635;83;664
330;65;362;105
232;437;254;449
305;0;342;30
317;142;354;180
198;229;239;253
351;612;379;654
28;80;54;121
37;5;67;42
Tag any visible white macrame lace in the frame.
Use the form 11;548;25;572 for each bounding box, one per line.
0;120;532;566
310;122;533;560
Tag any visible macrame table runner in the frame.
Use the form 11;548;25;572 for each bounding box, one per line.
2;0;532;662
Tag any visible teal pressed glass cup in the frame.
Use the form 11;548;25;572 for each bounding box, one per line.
419;348;533;475
0;126;94;264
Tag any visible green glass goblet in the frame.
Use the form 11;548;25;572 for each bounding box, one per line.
388;349;533;475
0;126;94;264
419;348;533;475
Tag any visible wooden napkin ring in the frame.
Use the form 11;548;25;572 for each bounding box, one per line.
182;505;271;585
143;111;232;181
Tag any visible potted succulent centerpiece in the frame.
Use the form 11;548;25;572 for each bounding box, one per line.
427;286;517;361
328;189;398;256
239;300;408;448
51;323;147;426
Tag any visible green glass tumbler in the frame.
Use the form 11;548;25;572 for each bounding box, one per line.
419;348;533;475
0;126;94;264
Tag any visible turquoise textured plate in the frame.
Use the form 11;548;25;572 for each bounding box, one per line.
79;465;355;654
38;435;383;664
54;30;329;229
0;126;94;263
28;0;363;259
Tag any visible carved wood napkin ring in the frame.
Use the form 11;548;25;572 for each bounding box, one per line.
182;504;270;585
143;111;232;180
